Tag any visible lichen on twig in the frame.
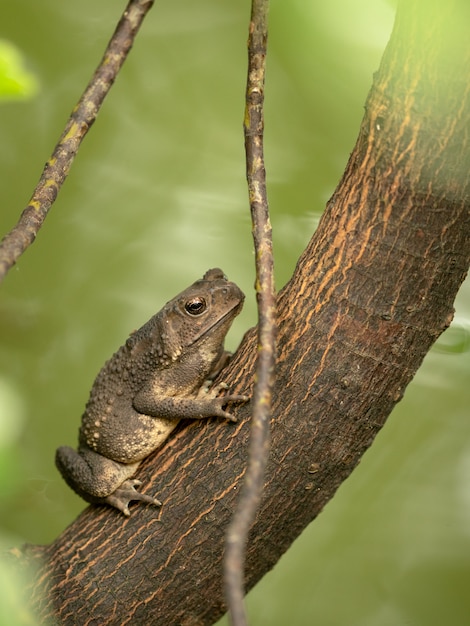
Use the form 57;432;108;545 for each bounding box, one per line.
0;0;154;283
224;1;275;625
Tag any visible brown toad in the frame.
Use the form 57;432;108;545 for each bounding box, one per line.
56;268;247;515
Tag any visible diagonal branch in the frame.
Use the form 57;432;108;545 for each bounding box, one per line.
13;2;470;625
0;0;154;283
224;1;275;625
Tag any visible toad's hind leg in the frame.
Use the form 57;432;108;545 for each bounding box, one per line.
104;479;162;516
55;445;161;516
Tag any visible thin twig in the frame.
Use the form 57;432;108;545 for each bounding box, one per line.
0;0;154;283
224;1;274;625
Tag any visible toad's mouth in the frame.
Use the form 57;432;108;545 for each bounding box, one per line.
189;297;244;346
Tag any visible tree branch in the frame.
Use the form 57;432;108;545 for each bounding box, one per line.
16;1;470;624
0;0;154;283
224;1;274;625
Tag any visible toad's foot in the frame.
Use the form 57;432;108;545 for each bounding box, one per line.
104;479;162;517
215;394;250;422
197;381;250;421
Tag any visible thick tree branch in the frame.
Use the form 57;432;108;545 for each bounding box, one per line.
224;1;274;625
17;1;470;624
0;0;154;283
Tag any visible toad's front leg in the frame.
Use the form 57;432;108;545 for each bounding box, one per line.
133;383;249;423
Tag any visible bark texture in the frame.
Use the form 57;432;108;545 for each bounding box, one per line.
22;1;470;624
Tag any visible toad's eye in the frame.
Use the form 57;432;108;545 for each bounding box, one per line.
185;297;207;315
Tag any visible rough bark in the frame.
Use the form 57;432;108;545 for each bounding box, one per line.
21;1;470;624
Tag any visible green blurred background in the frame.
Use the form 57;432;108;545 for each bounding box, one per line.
1;1;469;624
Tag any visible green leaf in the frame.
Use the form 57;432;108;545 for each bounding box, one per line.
0;40;39;102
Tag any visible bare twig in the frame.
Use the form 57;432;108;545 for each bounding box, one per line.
0;0;154;283
224;1;274;625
